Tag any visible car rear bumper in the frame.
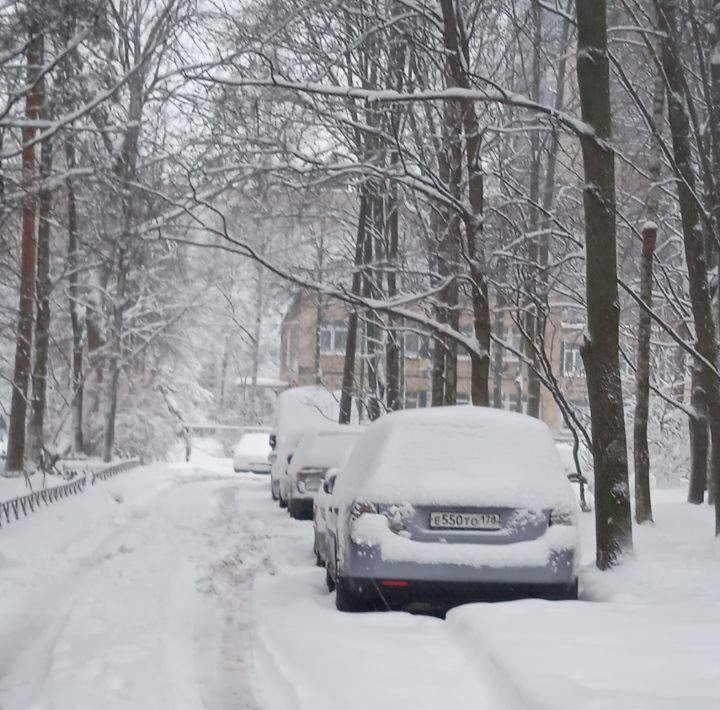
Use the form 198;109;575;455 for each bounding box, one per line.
288;497;314;519
340;539;577;588
234;462;271;474
340;576;578;608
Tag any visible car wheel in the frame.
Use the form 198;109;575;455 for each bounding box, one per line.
566;578;579;600
313;539;324;567
271;483;278;501
326;566;336;592
335;577;366;612
288;499;301;519
279;494;287;509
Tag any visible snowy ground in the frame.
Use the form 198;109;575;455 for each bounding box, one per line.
1;454;718;710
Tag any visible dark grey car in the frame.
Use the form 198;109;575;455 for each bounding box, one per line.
326;406;579;612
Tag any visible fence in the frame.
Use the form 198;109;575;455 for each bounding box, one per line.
0;458;141;529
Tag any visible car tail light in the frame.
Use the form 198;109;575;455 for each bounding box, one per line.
381;580;409;588
350;501;378;522
549;509;574;526
297;467;326;493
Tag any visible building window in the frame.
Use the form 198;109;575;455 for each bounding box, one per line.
503;325;524;362
403;330;431;359
405;390;428;408
282;321;299;370
458;324;473;360
561;341;583;377
319;323;348;355
560;398;590;429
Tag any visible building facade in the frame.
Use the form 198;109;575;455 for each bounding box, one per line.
279;289;590;432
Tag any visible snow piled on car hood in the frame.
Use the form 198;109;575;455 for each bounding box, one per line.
334;406;576;509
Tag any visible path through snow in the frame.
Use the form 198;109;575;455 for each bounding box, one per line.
1;462;524;710
0;466;273;710
4;462;716;710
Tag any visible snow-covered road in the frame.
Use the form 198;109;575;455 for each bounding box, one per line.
1;467;269;710
2;461;718;710
0;462;520;710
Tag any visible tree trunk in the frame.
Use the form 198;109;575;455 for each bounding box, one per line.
103;253;128;463
576;0;633;568
218;335;230;410
688;372;709;504
385;10;405;412
5;29;42;474
339;191;368;424
65;135;84;453
363;193;382;421
431;129;453;407
442;121;462;406
657;0;720;535
709;2;720;407
524;0;543;419
633;222;658;524
439;0;490;406
251;260;265;391
492;294;506;408
385;183;401;410
102;61;144;461
28;127;53;462
313;234;325;386
633;70;664;524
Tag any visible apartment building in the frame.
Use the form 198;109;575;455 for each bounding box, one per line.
279;289;590;432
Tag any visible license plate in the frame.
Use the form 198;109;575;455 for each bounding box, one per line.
429;512;501;531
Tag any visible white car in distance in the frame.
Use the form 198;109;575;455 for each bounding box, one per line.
232;432;272;474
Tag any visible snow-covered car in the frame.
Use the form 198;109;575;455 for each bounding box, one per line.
269;386;344;504
326;406;580;612
232;432;272;474
277;426;328;508
313;467;340;566
286;427;363;520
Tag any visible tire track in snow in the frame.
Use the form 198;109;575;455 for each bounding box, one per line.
195;482;271;710
0;475;267;710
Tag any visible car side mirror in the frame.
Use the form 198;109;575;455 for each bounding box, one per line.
269;434;276;450
322;479;331;494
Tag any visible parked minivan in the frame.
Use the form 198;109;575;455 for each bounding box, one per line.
268;386;344;506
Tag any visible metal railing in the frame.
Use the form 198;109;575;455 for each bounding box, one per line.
91;459;141;484
0;458;141;529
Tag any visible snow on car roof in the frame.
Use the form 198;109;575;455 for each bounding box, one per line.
334;406;576;508
272;386;343;432
290;427;364;471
